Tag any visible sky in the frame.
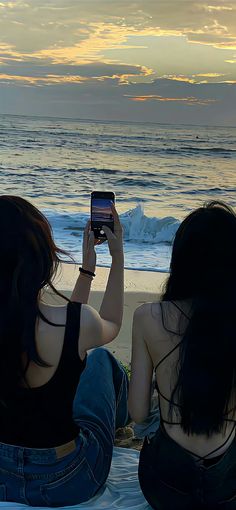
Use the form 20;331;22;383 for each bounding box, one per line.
0;0;236;125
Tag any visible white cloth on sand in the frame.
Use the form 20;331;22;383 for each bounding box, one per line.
0;447;151;510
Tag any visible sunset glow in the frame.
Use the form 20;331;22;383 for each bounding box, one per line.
0;0;235;124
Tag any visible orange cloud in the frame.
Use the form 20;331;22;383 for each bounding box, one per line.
0;2;235;91
160;73;225;84
0;42;23;58
214;42;236;49
204;5;233;12
218;79;236;83
28;24;189;65
125;94;217;105
32;23;138;64
0;67;152;86
193;73;225;77
0;73;90;85
161;75;195;83
0;2;18;7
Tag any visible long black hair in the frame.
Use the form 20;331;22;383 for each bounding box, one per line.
162;201;236;435
0;195;70;397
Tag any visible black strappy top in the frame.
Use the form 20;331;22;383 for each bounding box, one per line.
154;301;236;463
0;301;86;448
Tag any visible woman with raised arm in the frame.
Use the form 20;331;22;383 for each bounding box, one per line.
0;195;128;507
129;201;236;510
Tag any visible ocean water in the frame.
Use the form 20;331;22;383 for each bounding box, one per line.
0;114;235;272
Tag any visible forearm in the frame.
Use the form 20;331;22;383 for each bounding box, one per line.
99;252;124;328
71;273;93;304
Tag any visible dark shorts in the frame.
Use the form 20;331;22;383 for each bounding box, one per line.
138;424;236;510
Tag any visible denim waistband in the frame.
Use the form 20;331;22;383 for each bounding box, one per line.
0;435;82;464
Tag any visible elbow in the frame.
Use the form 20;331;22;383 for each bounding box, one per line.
101;323;121;346
115;322;122;338
131;412;148;424
109;322;122;341
128;401;148;424
113;315;123;335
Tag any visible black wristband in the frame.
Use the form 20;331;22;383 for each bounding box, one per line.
79;267;96;277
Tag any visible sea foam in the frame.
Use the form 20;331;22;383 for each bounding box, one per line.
121;205;179;243
44;205;179;246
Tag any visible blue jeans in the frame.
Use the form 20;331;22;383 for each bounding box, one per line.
0;348;129;507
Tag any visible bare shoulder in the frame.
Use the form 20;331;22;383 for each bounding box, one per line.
79;304;104;356
134;301;162;323
41;301;101;331
133;301;164;338
135;300;179;347
80;304;102;334
132;302;167;366
134;301;157;315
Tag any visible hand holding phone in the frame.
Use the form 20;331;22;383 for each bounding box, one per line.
91;191;115;239
102;203;123;256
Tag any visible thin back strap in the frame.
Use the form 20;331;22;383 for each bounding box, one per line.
161;417;181;425
157;384;183;408
37;308;65;327
154;340;182;372
223;404;236;417
160;422;236;463
170;300;190;320
158;397;182;426
155;300;190;372
195;423;236;462
61;301;82;362
161;418;181;425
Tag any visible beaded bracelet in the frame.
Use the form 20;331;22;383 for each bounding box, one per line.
79;267;96;277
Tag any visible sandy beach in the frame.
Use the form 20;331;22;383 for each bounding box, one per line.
44;263;168;364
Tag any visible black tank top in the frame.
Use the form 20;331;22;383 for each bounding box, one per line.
0;301;86;448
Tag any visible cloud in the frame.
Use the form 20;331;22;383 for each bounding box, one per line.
125;94;216;105
0;1;236;58
0;61;149;77
0;0;235;94
0;2;23;7
193;72;225;77
158;73;227;84
0;1;235;125
0;61;153;86
1;75;235;120
161;75;196;84
0;73;89;85
204;5;233;12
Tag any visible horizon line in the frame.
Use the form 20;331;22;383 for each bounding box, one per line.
0;112;235;129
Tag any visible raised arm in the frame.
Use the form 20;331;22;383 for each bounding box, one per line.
98;205;124;337
71;222;96;304
79;205;124;357
128;305;153;423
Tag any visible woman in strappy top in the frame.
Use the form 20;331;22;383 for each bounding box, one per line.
129;201;236;510
0;195;128;507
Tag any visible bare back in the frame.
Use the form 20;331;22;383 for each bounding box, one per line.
142;300;236;458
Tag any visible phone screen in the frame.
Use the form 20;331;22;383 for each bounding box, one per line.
91;192;114;238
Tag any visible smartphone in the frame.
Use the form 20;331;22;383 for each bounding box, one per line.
91;191;115;239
